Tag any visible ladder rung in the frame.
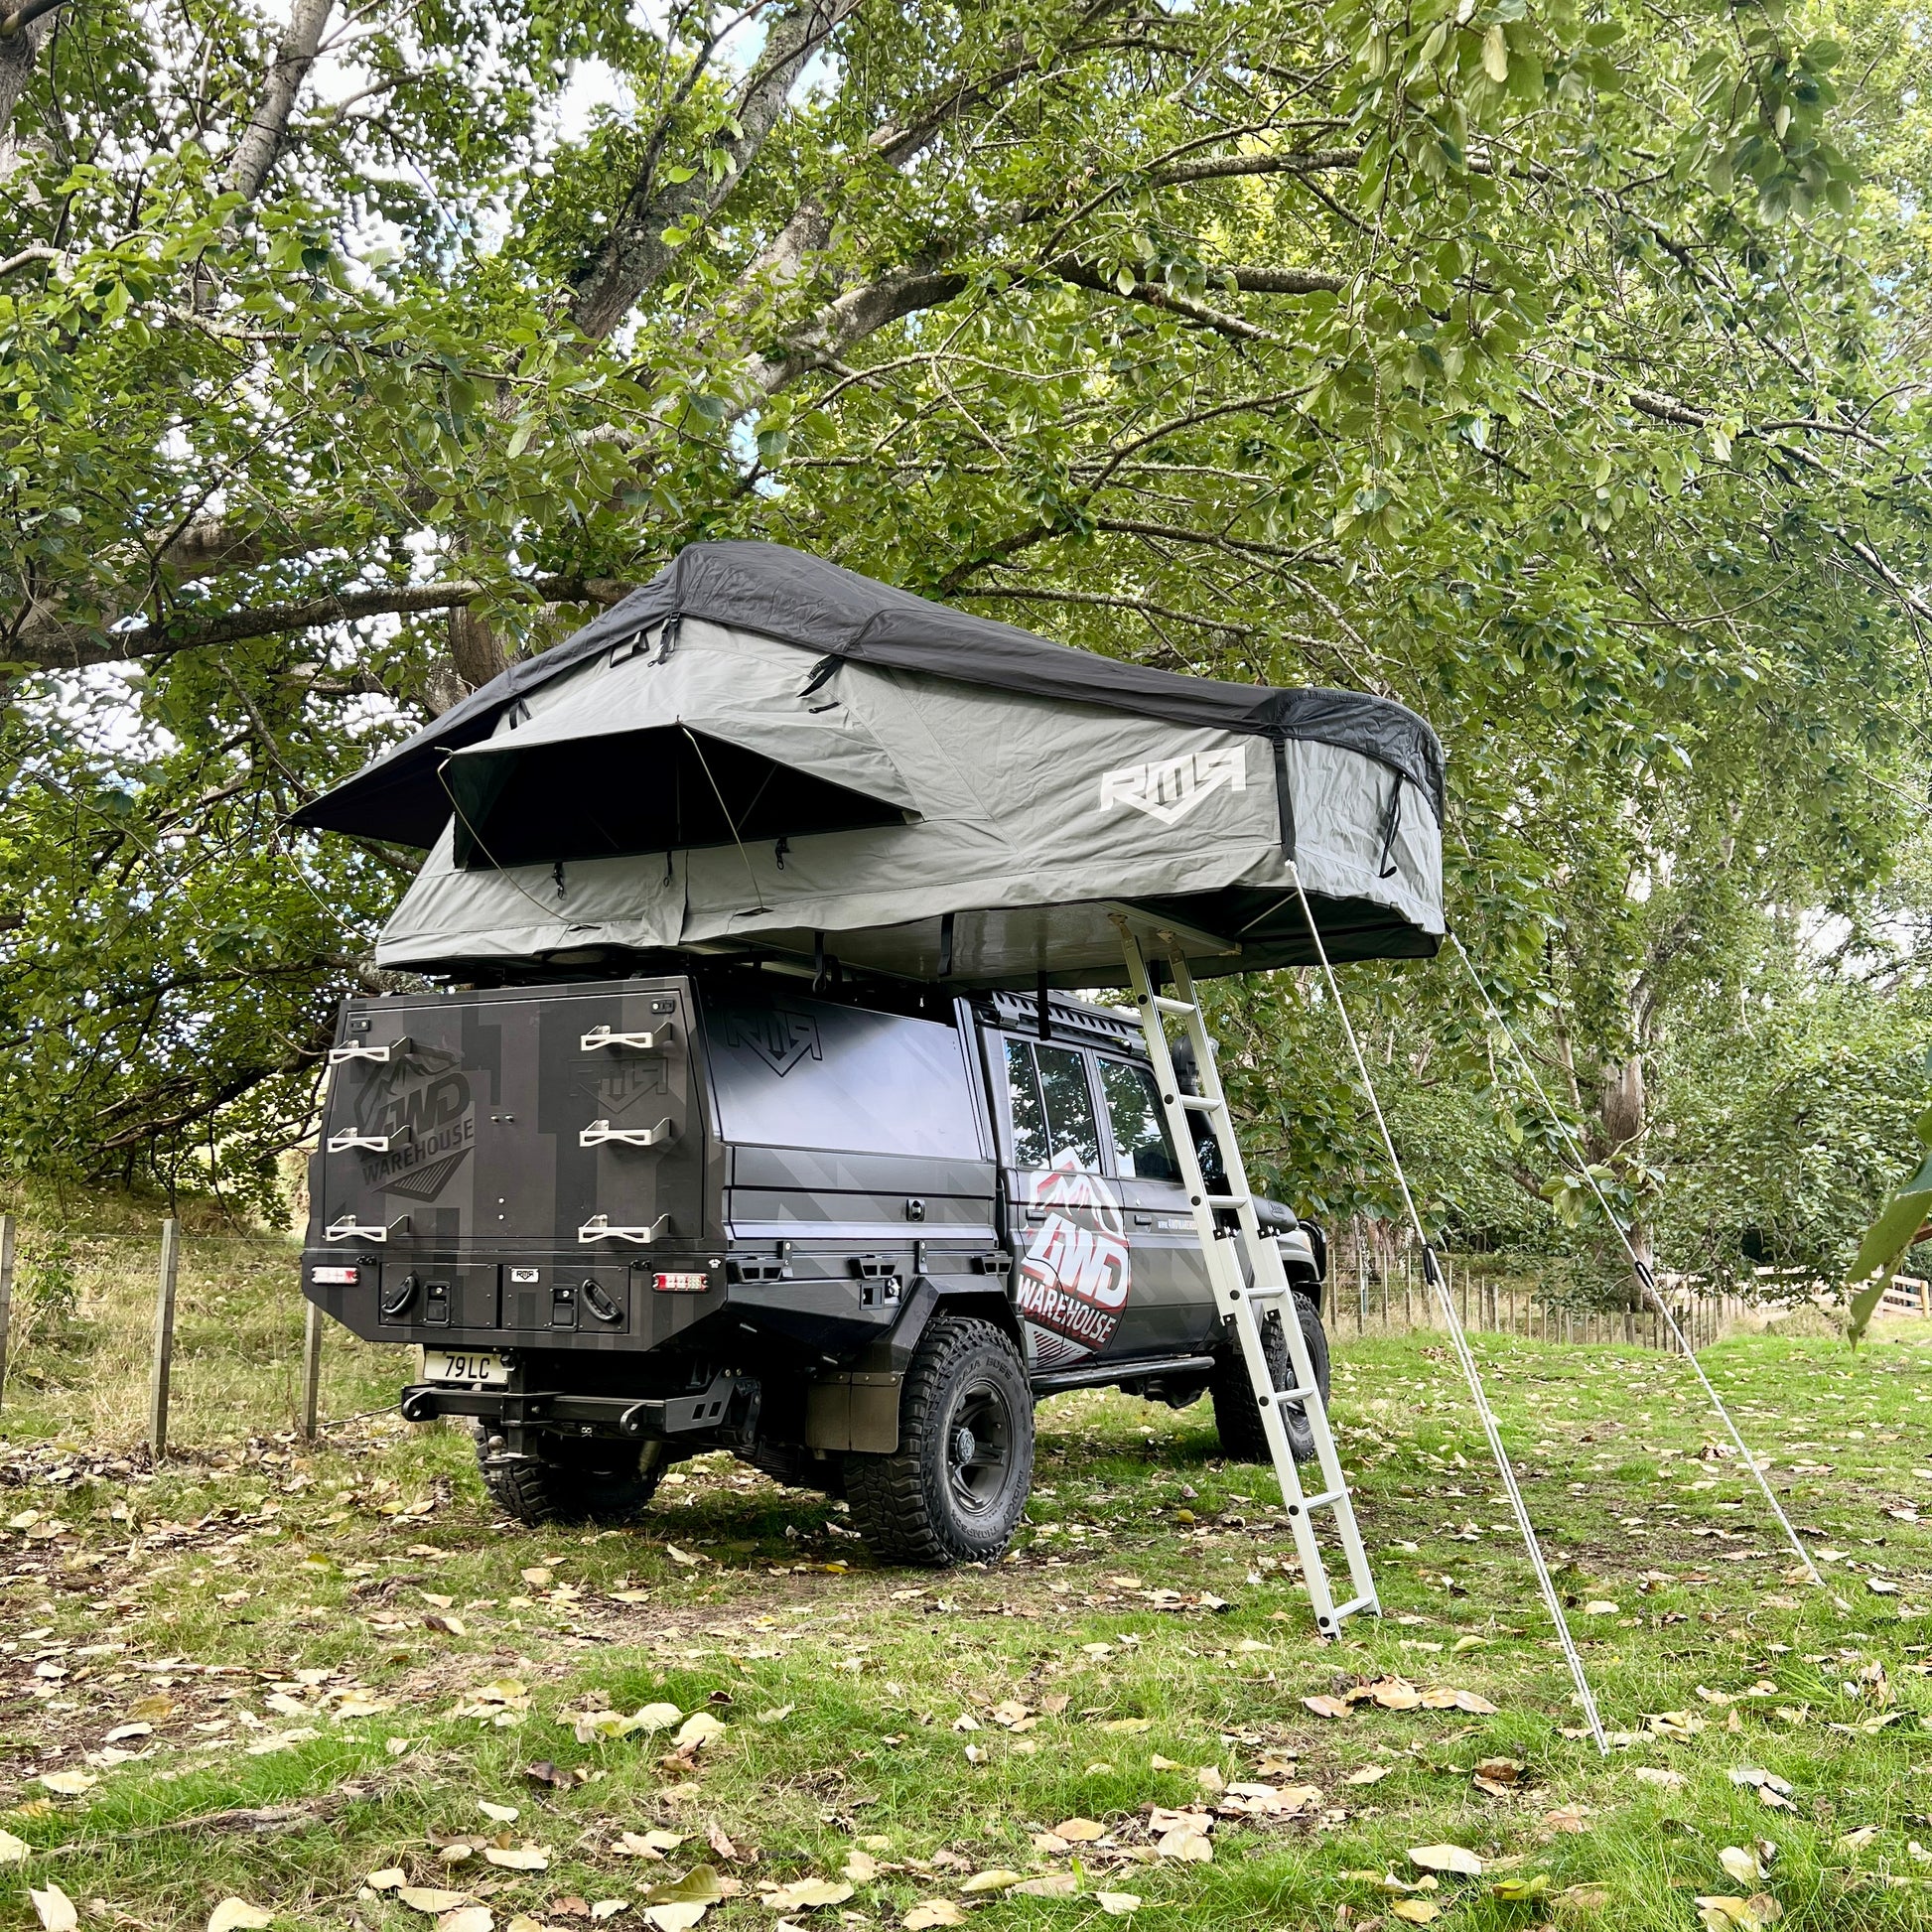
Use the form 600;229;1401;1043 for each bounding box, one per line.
1231;1284;1289;1303
1290;1488;1346;1512
1269;1385;1317;1404
1324;1595;1377;1620
1178;1092;1221;1111
1149;994;1196;1016
1205;1191;1249;1208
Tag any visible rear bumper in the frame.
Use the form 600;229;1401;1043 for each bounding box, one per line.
401;1363;754;1442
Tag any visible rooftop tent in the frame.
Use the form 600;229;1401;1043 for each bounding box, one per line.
293;542;1448;986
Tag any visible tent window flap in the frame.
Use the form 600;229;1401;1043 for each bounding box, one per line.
444;726;910;873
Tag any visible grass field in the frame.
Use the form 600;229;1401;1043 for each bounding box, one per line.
4;1219;1932;1931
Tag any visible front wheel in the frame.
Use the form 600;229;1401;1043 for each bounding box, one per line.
846;1315;1035;1566
1211;1294;1329;1464
473;1426;670;1525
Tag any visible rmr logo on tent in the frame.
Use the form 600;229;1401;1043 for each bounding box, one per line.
1099;747;1247;826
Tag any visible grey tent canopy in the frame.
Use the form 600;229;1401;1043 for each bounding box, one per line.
294;541;1447;987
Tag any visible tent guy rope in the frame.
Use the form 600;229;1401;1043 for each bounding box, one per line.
1287;866;1611;1754
1447;932;1823;1589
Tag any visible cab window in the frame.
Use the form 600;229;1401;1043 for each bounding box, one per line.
1098;1058;1181;1182
1003;1037;1101;1171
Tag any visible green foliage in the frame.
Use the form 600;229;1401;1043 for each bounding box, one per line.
0;0;1925;1251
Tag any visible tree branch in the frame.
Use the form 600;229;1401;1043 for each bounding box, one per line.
226;0;337;202
570;0;862;342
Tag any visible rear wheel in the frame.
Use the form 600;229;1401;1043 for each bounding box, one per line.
846;1315;1035;1566
473;1426;670;1525
1211;1294;1329;1464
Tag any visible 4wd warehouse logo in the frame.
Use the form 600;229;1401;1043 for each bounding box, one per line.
349;1044;475;1201
1015;1151;1131;1365
1100;746;1246;826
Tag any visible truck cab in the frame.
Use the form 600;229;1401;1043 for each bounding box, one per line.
303;969;1327;1563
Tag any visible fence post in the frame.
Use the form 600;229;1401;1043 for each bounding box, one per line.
300;1297;324;1443
0;1213;14;1415
148;1218;180;1461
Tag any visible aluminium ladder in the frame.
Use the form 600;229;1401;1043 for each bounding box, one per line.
1116;921;1379;1637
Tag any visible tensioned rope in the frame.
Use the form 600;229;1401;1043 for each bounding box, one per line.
1447;932;1822;1587
1286;865;1611;1754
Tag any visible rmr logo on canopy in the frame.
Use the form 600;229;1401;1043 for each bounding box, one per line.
1099;747;1247;825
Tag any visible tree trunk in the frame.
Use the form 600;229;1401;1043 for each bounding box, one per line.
1599;1050;1652;1306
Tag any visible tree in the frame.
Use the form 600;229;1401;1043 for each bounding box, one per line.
0;0;1924;1210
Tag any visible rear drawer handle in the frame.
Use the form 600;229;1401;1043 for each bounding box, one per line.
578;1117;675;1150
328;1129;409;1154
580;1025;674;1052
328;1036;409;1066
325;1214;409;1243
578;1214;671;1246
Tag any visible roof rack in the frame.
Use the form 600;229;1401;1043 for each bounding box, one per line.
974;988;1145;1052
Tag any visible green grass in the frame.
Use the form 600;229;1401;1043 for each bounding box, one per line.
5;1228;1932;1929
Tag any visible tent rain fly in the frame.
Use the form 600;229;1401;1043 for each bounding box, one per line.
294;541;1447;986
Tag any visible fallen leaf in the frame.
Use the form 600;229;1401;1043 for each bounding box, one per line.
900;1904;962;1930
0;1830;31;1864
1052;1819;1106;1843
674;1713;727;1751
525;1762;573;1790
1302;1695;1349;1719
767;1879;852;1912
1155;1827;1212;1863
1838;1826;1879;1852
207;1902;274;1932
1015;1875;1077;1897
1556;1883;1612;1915
1720;1848;1761;1886
1633;1767;1686;1789
30;1884;77;1932
1410;1844;1483;1877
480;1802;519;1823
484;1845;549;1871
1543;1805;1589;1835
1390;1905;1442;1926
439;1913;494;1932
1345;1765;1390;1786
1101;1718;1152;1733
367;1871;406;1891
1094;1896;1141;1917
959;1871;1025;1895
400;1889;474;1915
642;1909;708;1932
841;1852;878;1884
38;1772;95;1797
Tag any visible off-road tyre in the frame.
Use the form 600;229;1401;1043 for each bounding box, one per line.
473;1426;670;1525
845;1315;1035;1566
1211;1293;1329;1464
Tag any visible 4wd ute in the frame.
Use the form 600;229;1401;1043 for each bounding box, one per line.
304;974;1328;1564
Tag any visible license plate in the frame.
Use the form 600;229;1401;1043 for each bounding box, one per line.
423;1349;507;1386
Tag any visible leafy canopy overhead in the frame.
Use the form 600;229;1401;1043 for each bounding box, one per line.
0;0;1925;1242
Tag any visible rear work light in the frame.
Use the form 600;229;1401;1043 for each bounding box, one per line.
311;1266;360;1285
652;1271;709;1294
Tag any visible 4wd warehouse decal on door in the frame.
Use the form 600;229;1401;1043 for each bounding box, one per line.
1015;1151;1132;1364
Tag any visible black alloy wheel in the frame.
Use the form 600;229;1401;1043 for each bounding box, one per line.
847;1314;1035;1565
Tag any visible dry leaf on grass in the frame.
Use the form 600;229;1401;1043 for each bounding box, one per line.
1344;1765;1390;1786
1094;1895;1141;1917
901;1903;963;1929
643;1908;709;1932
484;1845;549;1871
1543;1805;1589;1834
480;1802;519;1823
1053;1819;1106;1843
1302;1694;1349;1719
30;1884;77;1932
400;1889;473;1915
759;1878;853;1910
618;1832;686;1860
207;1902;274;1932
0;1830;32;1864
1555;1883;1612;1916
38;1772;94;1797
1102;1718;1152;1734
1409;1845;1483;1877
1155;1827;1212;1863
959;1871;1025;1894
841;1851;879;1884
1720;1849;1763;1885
367;1870;406;1891
1015;1875;1077;1897
1838;1827;1879;1852
1633;1767;1686;1789
439;1912;494;1932
1390;1904;1442;1926
675;1713;727;1751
